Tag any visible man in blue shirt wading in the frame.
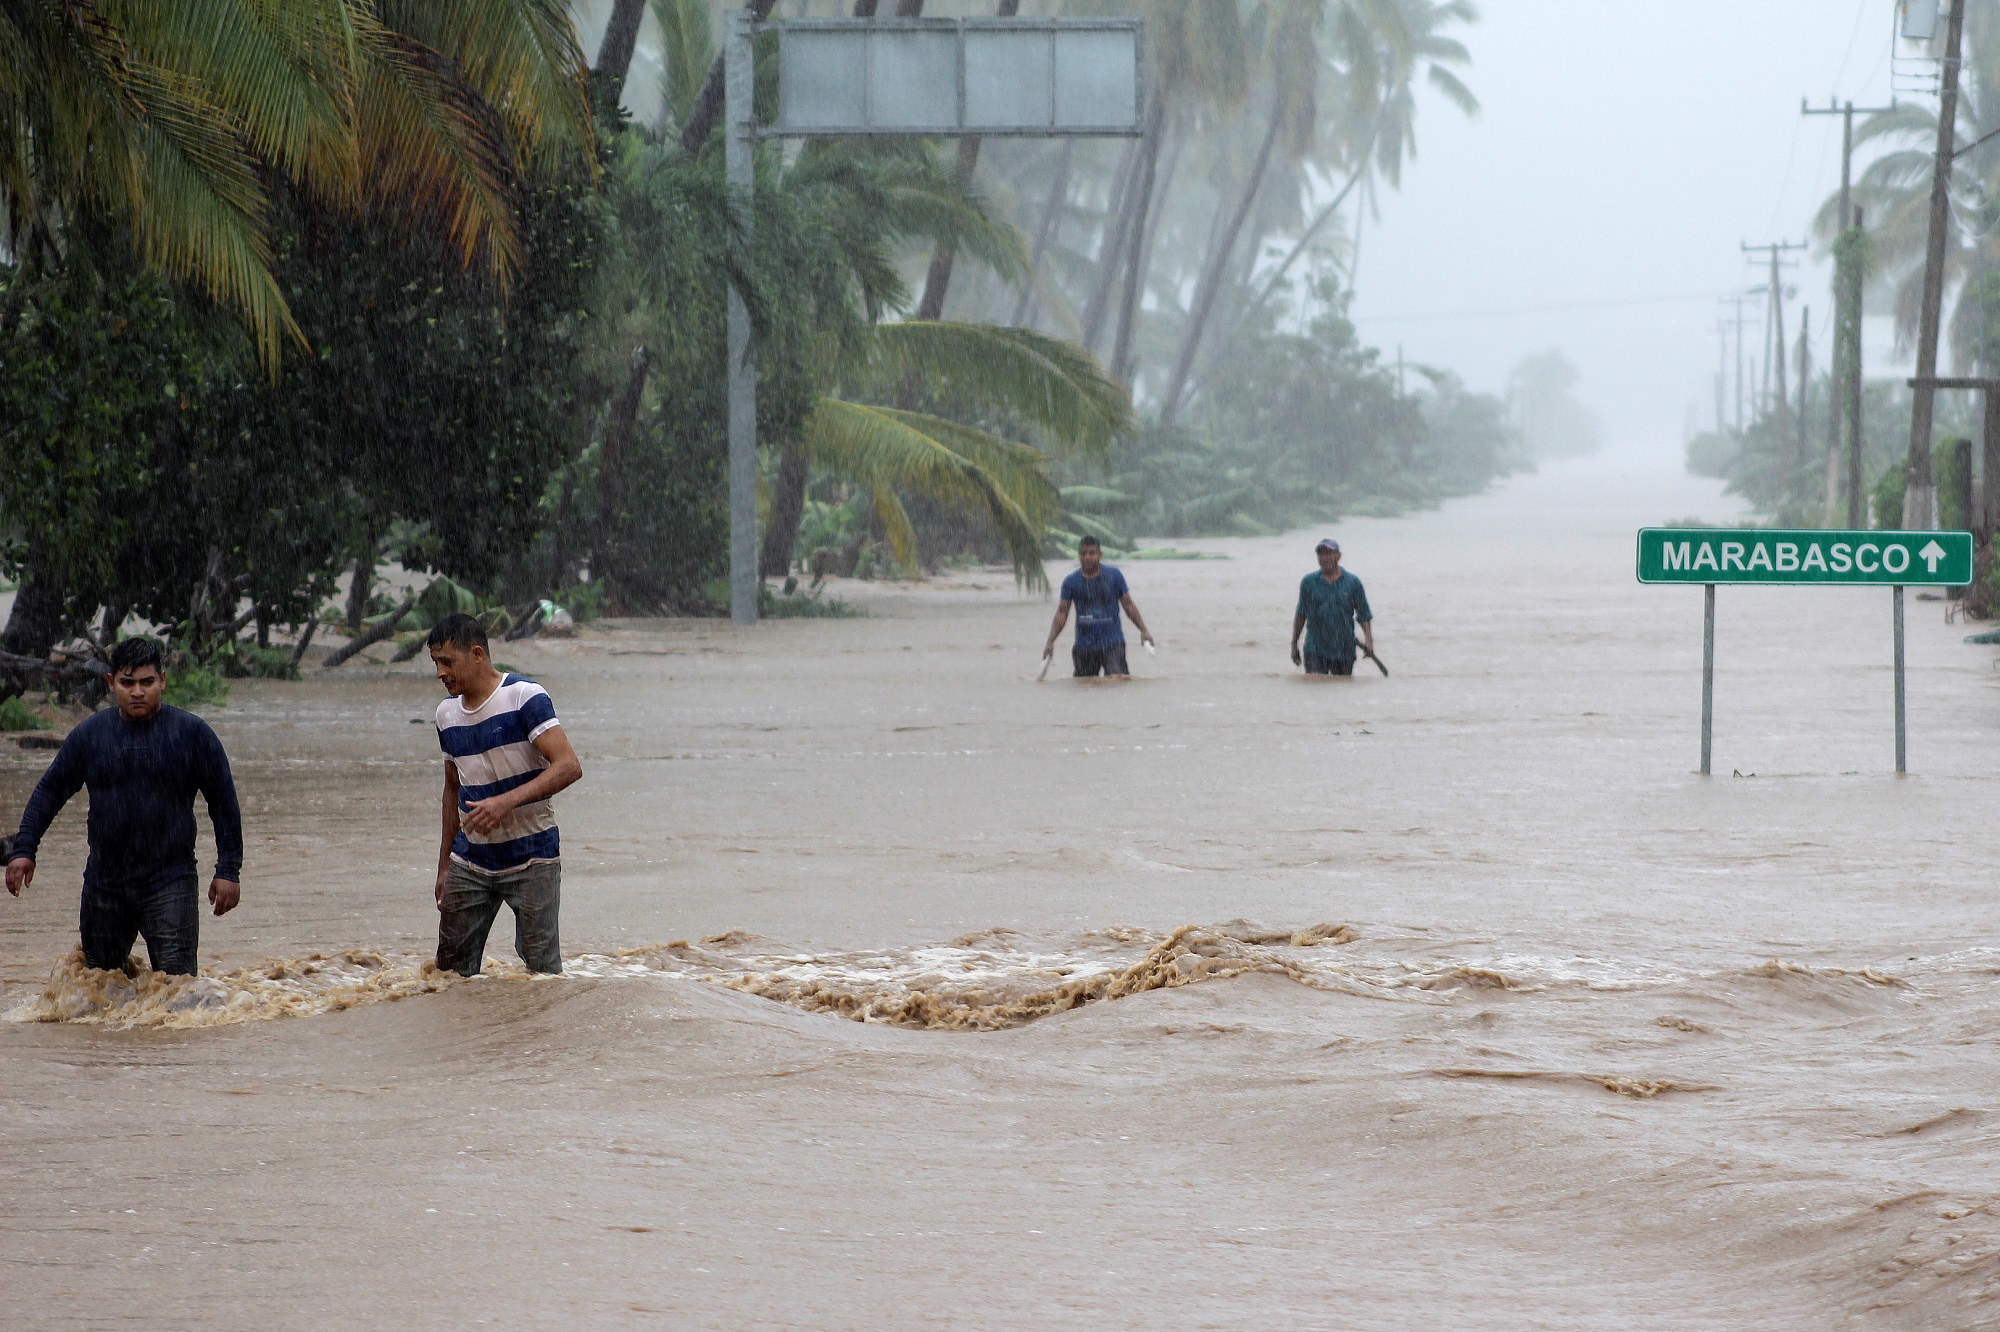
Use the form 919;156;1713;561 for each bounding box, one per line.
428;613;583;975
1291;537;1375;675
6;636;243;976
1043;536;1155;677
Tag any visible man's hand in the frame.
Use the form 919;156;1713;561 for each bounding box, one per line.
460;793;514;837
434;869;449;909
1042;641;1055;661
208;878;240;916
1140;630;1156;648
6;857;33;897
1290;642;1303;667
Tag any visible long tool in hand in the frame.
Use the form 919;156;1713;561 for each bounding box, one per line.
1037;653;1052;682
1360;643;1388;677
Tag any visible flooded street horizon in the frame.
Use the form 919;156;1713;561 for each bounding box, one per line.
8;452;2000;1326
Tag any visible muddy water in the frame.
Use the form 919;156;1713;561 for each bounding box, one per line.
7;454;2000;1328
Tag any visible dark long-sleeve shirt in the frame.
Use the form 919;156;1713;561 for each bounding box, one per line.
10;705;242;891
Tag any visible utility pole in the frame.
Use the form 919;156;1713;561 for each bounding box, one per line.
1842;209;1870;527
1802;97;1898;237
1722;295;1754;433
1906;0;1968;529
1745;242;1806;483
1804;98;1894;526
1714;320;1731;432
1801;306;1819;518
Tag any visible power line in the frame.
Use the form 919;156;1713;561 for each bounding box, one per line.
1351;290;1719;325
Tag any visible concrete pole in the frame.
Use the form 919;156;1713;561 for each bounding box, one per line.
726;8;759;625
1905;0;1967;530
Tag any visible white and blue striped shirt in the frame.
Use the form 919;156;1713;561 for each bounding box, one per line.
436;674;562;873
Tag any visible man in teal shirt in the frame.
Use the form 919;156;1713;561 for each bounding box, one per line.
1290;538;1374;675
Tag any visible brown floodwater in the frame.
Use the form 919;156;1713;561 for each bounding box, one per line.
7;454;2000;1328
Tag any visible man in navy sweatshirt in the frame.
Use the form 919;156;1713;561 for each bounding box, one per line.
6;636;242;975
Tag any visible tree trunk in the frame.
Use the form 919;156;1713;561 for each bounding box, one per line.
595;346;653;582
910;0;1018;321
761;441;811;577
679;0;782;153
1;543;65;659
1249;114;1381;312
916;138;982;322
321;596;419;671
595;0;651;96
1160;104;1284;427
1010;141;1074;327
1076;136;1144;351
1112;116;1182;385
288;618;318;668
344;545;374;631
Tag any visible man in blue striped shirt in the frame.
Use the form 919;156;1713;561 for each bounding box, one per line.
427;613;582;975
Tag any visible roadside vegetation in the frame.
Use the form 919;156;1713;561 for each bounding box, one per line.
0;0;1541;693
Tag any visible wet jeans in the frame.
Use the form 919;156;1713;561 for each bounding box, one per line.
436;859;562;976
80;875;200;975
1303;654;1355;676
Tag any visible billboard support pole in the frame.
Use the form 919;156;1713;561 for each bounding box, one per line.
1894;584;1907;773
726;8;759;626
1702;583;1715;776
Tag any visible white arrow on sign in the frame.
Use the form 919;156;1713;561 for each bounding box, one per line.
1919;539;1947;573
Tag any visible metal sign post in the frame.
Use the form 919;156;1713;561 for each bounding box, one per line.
1701;582;1715;775
1636;527;1975;773
721;12;1142;624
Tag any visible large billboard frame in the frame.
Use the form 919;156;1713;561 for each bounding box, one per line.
766;17;1145;140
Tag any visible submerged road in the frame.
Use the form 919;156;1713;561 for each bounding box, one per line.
5;453;2000;1327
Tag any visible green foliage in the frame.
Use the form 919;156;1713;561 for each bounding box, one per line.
0;150;600;658
164;664;231;709
212;641;301;681
1873;461;1908;531
1076;285;1517;537
1688;377;1957;526
551;582;609;623
0;696;50;732
0;270;205;630
1936;437;1973;532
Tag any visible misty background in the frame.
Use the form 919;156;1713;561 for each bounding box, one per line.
1348;0;1908;463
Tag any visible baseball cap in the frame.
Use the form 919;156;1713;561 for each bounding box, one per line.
1315;538;1340;553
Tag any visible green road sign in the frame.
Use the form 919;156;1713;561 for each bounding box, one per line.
1635;527;1974;585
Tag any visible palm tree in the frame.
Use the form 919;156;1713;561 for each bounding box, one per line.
1158;0;1477;422
0;0;594;363
1829;3;2000;371
800;320;1133;586
757;141;1130;587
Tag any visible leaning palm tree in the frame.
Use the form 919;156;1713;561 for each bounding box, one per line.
1158;0;1478;422
800;321;1134;587
0;0;593;363
754;139;1133;588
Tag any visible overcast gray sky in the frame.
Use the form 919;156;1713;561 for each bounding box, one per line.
1345;0;1910;461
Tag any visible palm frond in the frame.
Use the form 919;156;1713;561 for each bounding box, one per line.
866;321;1133;455
650;0;713;127
376;0;591;170
801;397;1053;588
111;0;357;198
353;17;520;277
